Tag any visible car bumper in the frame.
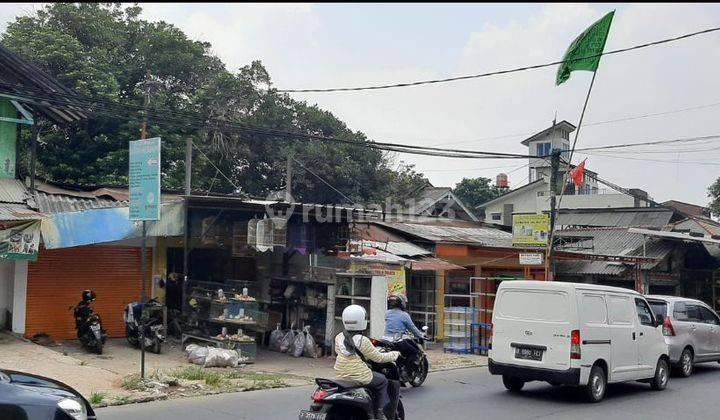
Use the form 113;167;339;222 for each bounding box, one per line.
489;359;581;385
664;338;684;364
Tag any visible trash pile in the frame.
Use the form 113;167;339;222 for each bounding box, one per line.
185;344;250;367
268;324;319;358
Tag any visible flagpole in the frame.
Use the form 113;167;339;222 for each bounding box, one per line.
546;71;598;281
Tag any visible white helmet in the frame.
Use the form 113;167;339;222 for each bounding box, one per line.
342;304;368;332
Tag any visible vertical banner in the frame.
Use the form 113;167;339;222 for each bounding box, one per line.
129;137;161;221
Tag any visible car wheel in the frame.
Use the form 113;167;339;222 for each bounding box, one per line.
584;365;606;403
502;375;525;392
651;359;669;391
677;348;693;378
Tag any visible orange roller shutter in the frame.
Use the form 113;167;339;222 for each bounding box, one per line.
25;246;150;340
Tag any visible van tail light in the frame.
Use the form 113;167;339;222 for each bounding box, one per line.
488;323;493;349
570;329;581;360
662;317;676;337
312;389;329;402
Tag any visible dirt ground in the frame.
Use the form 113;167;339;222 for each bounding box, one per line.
0;332;487;406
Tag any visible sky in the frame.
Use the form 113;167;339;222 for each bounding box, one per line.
2;3;720;206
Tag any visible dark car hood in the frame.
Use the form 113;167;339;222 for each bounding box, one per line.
0;370;95;416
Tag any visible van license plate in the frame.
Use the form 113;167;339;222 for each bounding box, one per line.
515;347;543;361
298;410;326;420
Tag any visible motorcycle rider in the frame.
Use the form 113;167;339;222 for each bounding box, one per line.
74;290;96;333
384;294;424;365
334;305;400;420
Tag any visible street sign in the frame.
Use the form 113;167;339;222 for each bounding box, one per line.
519;253;544;265
129;137;161;221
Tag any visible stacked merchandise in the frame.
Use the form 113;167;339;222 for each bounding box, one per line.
443;307;478;354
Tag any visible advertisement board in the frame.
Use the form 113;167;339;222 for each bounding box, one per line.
512;214;550;247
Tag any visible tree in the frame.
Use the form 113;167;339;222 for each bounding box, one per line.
453;177;502;210
708;178;720;217
1;3;426;206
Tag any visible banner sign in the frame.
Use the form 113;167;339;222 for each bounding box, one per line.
0;220;40;260
512;214;550;247
129;137;161;221
519;253;544;265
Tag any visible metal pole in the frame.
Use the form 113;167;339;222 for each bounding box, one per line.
140;220;147;378
185;138;192;196
285;153;293;202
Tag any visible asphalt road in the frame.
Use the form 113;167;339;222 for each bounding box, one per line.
99;363;720;420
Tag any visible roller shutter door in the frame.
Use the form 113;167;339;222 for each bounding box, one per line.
25;246;149;340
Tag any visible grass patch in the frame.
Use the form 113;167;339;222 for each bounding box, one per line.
89;392;105;405
171;367;227;388
114;396;131;405
121;375;144;391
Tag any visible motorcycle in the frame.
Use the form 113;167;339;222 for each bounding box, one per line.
72;302;106;355
373;326;430;387
299;358;405;420
124;299;165;354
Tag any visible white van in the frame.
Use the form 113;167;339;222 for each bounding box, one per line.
488;281;669;402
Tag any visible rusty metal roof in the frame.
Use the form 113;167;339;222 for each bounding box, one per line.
30;190;125;214
556;208;674;229
0;204;42;221
375;221;513;247
0;179;29;204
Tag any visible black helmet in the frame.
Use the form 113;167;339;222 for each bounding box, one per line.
82;290;96;302
387;294;407;310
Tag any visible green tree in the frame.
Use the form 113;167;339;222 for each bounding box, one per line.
453;177;502;210
708;178;720;217
1;3;425;205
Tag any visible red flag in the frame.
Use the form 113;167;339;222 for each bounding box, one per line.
570;159;586;188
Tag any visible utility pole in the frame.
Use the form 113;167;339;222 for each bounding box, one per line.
285;153;293;202
139;69;150;379
545;149;562;281
185;138;192;196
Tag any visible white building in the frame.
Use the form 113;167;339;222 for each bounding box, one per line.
478;120;652;228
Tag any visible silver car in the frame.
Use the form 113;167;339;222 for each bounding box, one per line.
646;295;720;377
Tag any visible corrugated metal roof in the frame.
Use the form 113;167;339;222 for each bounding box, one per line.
0;179;29;204
31;190;125;214
375;221;513;247
556;209;673;228
0;204;42;220
356;240;431;257
410;257;465;271
555;260;627;276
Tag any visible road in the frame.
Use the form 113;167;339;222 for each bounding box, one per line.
99;364;720;419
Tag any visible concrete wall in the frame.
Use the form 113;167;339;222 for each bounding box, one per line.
484;181;548;226
12;260;27;334
370;275;389;339
537;192;637;211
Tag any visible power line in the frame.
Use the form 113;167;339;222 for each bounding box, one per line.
291;157;353;202
433;99;720;147
0;83;533;160
573;134;720;153
278;26;720;93
191;141;243;192
577;150;720;166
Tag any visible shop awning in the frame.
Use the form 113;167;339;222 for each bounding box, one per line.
41;201;184;249
409;257;465;271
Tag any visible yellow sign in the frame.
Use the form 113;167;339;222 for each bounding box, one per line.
512;214;550;247
349;261;407;296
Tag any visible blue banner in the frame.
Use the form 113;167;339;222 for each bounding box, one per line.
129;137;161;221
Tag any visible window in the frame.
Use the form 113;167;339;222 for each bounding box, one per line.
491;212;502;221
635;298;655;326
561;142;570;159
607;295;633;325
648;300;668;321
581;294;607;324
536;142;551;157
674;302;702;322
698;306;720;325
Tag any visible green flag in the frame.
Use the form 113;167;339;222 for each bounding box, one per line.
556;11;614;85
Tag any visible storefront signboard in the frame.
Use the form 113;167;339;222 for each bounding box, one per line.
129;137;161;221
512;214;550;247
0;220;40;260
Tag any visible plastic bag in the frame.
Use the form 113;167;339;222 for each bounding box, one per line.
292;328;306;358
269;324;284;352
204;347;240;368
185;344;209;366
303;327;318;358
280;327;297;353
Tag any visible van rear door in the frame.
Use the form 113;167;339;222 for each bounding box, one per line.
577;291;610;369
606;294;640;381
493;287;574;371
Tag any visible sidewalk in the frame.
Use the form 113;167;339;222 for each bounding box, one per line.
0;333;487;406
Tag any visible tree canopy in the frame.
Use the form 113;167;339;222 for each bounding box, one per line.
708;178;720;217
453;176;502;210
1;3;427;205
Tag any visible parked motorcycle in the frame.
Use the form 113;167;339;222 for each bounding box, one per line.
124;299;165;354
299;359;405;420
72;290;106;355
373;326;430;387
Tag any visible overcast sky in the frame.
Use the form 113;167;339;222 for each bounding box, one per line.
2;3;720;206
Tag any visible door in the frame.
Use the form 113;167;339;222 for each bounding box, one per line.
634;298;659;375
686;304;713;358
697;306;720;357
606;294;638;381
578;292;610;373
